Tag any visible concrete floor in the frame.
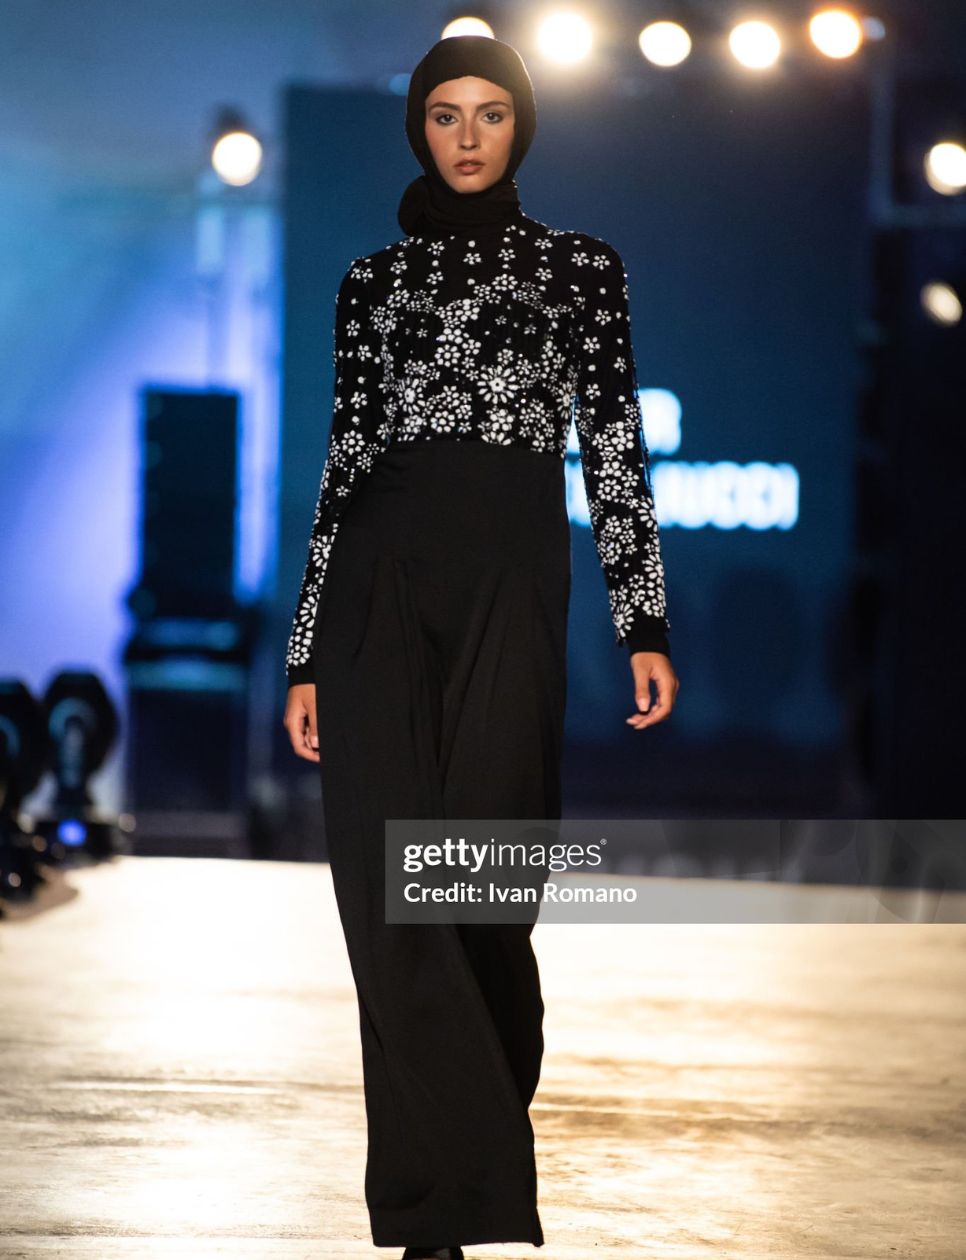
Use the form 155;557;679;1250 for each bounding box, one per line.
1;856;964;1258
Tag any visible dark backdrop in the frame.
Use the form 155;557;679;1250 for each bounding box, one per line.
277;68;869;814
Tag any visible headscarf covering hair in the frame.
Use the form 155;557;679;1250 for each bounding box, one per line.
397;34;537;239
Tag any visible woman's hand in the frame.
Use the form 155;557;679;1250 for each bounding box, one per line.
626;652;679;730
284;683;320;762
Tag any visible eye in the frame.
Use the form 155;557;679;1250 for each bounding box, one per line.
431;111;508;125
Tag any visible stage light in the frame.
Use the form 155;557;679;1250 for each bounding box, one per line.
536;11;594;65
921;281;962;327
442;16;495;39
809;9;864;59
0;680;51;904
29;671;127;865
728;19;782;70
923;141;966;195
639;21;692;68
210;107;263;187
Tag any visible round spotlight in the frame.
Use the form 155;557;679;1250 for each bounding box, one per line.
639;21;692;68
442;16;495;39
212;131;263;187
924;141;966;195
729;19;782;70
809;9;864;59
536;11;594;65
210;108;262;187
921;281;962;327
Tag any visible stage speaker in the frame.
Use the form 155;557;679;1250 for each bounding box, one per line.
122;386;253;856
128;386;239;619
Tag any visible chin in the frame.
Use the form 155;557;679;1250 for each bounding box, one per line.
447;174;501;194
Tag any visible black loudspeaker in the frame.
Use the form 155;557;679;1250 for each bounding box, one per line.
122;386;254;857
129;387;239;619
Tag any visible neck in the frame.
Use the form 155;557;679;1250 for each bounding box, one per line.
398;168;524;240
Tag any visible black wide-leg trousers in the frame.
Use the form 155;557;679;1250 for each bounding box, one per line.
311;440;571;1249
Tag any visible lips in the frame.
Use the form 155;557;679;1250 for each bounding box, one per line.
456;161;483;171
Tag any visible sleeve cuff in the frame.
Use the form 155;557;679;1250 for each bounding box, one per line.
618;614;671;659
286;663;315;687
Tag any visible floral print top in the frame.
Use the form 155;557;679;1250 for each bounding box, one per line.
286;211;670;684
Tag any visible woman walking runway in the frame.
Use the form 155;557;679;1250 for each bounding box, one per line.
284;33;679;1258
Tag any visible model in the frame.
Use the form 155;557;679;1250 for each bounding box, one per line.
283;33;680;1260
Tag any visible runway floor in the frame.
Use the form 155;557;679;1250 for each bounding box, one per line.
1;856;964;1258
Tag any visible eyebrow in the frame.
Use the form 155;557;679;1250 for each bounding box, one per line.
427;99;513;110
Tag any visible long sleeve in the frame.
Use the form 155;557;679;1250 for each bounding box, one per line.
286;257;387;685
571;240;671;657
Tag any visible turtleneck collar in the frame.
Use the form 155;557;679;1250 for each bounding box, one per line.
399;183;526;240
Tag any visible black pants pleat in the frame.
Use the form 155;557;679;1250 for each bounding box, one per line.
311;441;571;1249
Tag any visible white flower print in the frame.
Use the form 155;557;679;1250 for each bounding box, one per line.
481;407;516;443
478;362;520;405
435;339;462;369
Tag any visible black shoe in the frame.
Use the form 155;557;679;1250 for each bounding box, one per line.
401;1249;464;1260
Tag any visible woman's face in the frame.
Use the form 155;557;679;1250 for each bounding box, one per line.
424;75;515;192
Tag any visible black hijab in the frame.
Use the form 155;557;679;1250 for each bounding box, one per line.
397;34;537;239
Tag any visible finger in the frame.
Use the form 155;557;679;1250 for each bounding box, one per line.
295;718;320;762
287;726;316;760
652;671;670;709
283;712;318;761
635;678;653;713
626;695;671;727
